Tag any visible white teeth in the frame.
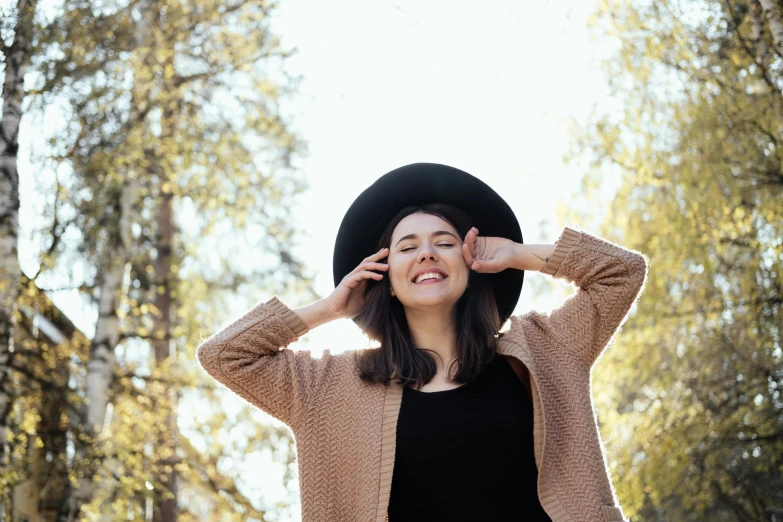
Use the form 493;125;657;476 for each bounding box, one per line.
414;272;445;283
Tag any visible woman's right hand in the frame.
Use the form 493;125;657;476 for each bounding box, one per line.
324;247;389;319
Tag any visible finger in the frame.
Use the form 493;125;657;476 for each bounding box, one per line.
357;270;384;282
353;251;389;274
463;228;477;264
473;258;501;273
361;262;389;271
464;227;477;247
363;247;389;262
344;270;384;288
462;242;474;266
356;270;384;280
462;232;476;267
349;262;387;277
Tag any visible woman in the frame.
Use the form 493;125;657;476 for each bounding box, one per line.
197;163;649;522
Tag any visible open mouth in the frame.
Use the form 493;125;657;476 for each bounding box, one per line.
412;272;448;284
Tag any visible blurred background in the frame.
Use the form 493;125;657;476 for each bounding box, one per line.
1;0;781;520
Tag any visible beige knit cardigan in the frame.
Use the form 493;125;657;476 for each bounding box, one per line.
196;226;649;522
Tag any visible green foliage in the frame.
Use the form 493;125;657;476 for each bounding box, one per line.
569;0;783;519
9;0;316;519
37;0;314;297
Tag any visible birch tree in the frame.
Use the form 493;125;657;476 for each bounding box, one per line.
758;0;783;55
58;0;152;517
2;0;315;519
24;0;317;520
0;0;39;518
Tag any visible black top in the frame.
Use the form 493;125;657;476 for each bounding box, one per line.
387;353;552;522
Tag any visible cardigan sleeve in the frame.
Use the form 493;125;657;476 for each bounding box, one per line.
196;296;333;430
515;226;649;368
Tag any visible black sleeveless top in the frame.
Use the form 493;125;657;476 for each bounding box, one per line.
387;353;552;522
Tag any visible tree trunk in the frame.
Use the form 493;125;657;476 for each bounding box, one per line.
758;0;783;56
0;0;38;518
749;1;768;61
58;0;157;516
35;363;70;521
58;179;137;522
151;159;179;522
147;4;180;515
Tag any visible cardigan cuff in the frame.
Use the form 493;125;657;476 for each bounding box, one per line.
540;226;581;277
265;296;310;338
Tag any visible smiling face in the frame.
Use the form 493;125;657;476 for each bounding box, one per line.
387;212;469;311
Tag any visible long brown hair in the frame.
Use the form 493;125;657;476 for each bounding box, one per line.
352;203;503;389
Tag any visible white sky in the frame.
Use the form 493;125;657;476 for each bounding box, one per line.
17;0;621;520
270;0;621;353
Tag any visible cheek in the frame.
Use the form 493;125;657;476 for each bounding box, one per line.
388;260;407;285
448;258;469;282
457;270;471;289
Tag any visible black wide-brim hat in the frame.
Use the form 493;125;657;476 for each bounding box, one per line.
333;162;524;327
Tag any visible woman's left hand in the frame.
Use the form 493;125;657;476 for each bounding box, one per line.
462;227;519;273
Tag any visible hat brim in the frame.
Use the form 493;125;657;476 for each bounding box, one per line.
333;162;523;326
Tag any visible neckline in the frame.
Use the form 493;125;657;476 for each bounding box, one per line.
403;354;502;394
406;381;470;394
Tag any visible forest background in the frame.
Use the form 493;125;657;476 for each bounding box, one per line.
1;0;781;521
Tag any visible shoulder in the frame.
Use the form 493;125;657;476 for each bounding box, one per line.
504;309;563;345
501;354;532;401
311;348;380;386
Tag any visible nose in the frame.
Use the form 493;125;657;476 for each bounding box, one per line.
418;243;438;262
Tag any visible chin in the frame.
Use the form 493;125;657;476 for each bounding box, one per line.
402;293;461;309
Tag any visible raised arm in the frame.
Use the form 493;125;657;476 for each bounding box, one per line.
196;297;337;430
196;246;391;429
509;227;649;368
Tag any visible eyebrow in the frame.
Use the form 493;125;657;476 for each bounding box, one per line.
394;230;459;247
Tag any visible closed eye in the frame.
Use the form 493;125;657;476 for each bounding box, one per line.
401;243;454;252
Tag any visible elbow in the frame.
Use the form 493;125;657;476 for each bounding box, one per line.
628;251;650;293
196;340;223;378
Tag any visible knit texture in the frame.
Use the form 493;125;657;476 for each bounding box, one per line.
196;226;649;522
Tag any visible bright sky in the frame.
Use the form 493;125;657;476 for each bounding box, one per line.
17;0;619;520
273;0;620;350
